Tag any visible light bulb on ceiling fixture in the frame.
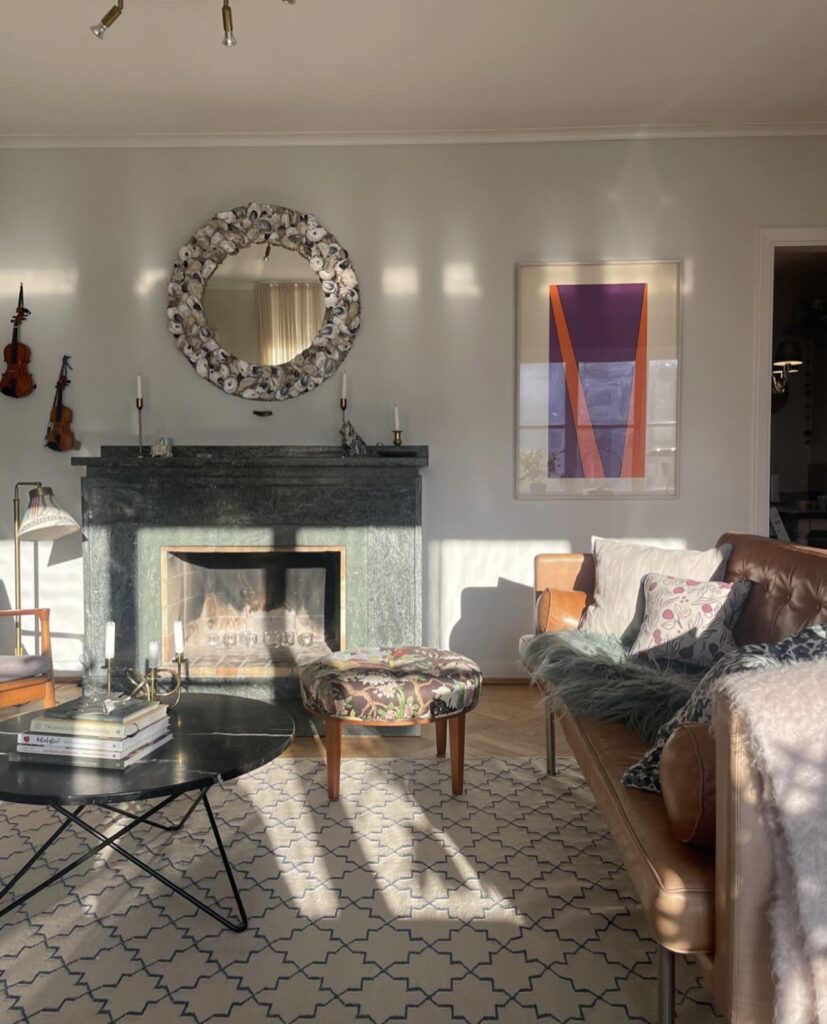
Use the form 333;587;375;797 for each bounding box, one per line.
221;1;237;46
91;0;124;39
263;244;271;262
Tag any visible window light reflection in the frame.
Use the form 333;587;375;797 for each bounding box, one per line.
443;263;481;297
382;266;419;297
0;271;78;297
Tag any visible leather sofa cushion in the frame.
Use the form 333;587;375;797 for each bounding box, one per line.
660;724;716;849
0;653;51;684
559;708;714;953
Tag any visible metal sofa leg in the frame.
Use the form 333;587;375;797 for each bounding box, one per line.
545;705;557;776
658;945;675;1024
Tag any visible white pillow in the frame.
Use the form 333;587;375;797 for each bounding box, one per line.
582;537;732;643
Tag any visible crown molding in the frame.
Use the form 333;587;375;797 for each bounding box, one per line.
1;123;827;149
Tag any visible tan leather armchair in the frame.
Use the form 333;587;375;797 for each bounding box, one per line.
0;608;55;710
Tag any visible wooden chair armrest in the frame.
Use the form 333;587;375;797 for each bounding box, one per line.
536;587;588;632
0;608;51;655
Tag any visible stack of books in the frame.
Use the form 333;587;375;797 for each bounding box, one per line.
14;697;172;770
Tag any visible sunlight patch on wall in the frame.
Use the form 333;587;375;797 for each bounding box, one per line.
0;537;84;670
426;538;572;676
135;268;168;297
442;263;481;297
0;270;79;297
382;265;420;297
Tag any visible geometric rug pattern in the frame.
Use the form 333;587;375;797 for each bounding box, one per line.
0;757;719;1023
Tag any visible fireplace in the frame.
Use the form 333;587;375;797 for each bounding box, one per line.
161;546;344;679
73;445;427;727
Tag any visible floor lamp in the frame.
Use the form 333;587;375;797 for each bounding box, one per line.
13;482;80;655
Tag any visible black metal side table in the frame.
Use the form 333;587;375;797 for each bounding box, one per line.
0;694;294;932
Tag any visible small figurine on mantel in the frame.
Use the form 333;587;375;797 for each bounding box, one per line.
340;419;367;457
150;436;174;458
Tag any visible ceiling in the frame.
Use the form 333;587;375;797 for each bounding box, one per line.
3;0;827;142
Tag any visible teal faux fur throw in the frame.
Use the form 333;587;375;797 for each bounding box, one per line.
524;630;700;744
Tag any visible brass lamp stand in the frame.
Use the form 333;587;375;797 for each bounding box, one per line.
12;481;79;655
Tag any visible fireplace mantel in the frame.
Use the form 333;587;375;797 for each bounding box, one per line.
72;445;429;471
73;445;428;720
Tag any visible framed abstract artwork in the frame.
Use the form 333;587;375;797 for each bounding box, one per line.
516;261;681;498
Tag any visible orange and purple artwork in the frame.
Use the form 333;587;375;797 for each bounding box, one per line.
548;282;648;479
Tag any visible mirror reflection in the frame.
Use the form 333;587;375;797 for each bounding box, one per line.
203;243;325;365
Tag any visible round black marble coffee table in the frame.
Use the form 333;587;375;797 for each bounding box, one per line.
0;694;294;932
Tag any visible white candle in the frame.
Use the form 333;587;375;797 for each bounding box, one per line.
104;621;116;661
341;371;347;401
393;405;400;431
148;641;159;670
173;620;185;656
136;374;143;401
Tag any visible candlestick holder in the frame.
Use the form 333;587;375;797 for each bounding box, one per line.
126;653;184;706
393;429;403;448
136;397;145;458
105;657;114;695
339;397;368;456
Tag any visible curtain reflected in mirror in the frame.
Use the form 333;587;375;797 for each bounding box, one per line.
256;282;325;365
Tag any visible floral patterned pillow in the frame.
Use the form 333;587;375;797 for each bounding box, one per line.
628;573;752;668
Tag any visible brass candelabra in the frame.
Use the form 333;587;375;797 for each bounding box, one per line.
126;653;184;706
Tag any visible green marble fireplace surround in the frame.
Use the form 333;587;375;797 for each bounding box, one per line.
72;446;427;730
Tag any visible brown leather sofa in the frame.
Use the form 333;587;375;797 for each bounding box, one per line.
533;532;827;1024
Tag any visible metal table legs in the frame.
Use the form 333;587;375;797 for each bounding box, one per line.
0;785;248;932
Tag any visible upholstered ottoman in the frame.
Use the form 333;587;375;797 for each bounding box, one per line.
299;646;483;800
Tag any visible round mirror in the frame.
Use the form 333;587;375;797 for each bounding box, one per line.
167;203;360;400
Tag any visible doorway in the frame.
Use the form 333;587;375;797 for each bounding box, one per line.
755;229;827;539
768;249;827;545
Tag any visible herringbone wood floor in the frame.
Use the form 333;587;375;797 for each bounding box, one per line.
1;682;570;759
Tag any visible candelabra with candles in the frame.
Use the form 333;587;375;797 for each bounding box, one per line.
104;620;186;707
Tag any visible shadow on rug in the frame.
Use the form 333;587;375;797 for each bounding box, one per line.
0;757;719;1023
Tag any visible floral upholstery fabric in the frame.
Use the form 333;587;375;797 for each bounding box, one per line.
300;646;483;722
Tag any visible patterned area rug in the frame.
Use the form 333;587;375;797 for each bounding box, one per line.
0;758;719;1023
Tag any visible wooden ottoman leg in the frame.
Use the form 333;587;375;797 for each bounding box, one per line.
325;717;343;801
435;718;447;757
448;712;466;796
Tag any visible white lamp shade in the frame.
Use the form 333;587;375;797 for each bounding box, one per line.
18;487;79;542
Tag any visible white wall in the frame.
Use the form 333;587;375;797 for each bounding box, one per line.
1;137;826;674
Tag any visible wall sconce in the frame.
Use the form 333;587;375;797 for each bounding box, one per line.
771;334;804;396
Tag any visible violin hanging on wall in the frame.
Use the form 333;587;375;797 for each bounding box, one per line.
45;355;76;452
0;283;36;398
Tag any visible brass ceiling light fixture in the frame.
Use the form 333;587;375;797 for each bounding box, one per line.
221;0;237;47
89;0;296;46
90;0;124;39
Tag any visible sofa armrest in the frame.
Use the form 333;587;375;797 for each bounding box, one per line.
711;694;774;1022
537;588;588;632
534;552;595;596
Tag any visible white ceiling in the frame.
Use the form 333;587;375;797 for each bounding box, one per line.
3;0;827;142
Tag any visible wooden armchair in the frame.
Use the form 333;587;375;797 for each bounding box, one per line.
0;609;55;710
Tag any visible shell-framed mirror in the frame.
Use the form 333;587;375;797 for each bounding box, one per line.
166;203;360;400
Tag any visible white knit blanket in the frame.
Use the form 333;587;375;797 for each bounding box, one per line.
719;659;827;1024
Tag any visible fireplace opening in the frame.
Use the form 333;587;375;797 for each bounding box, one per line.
161;546;344;679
